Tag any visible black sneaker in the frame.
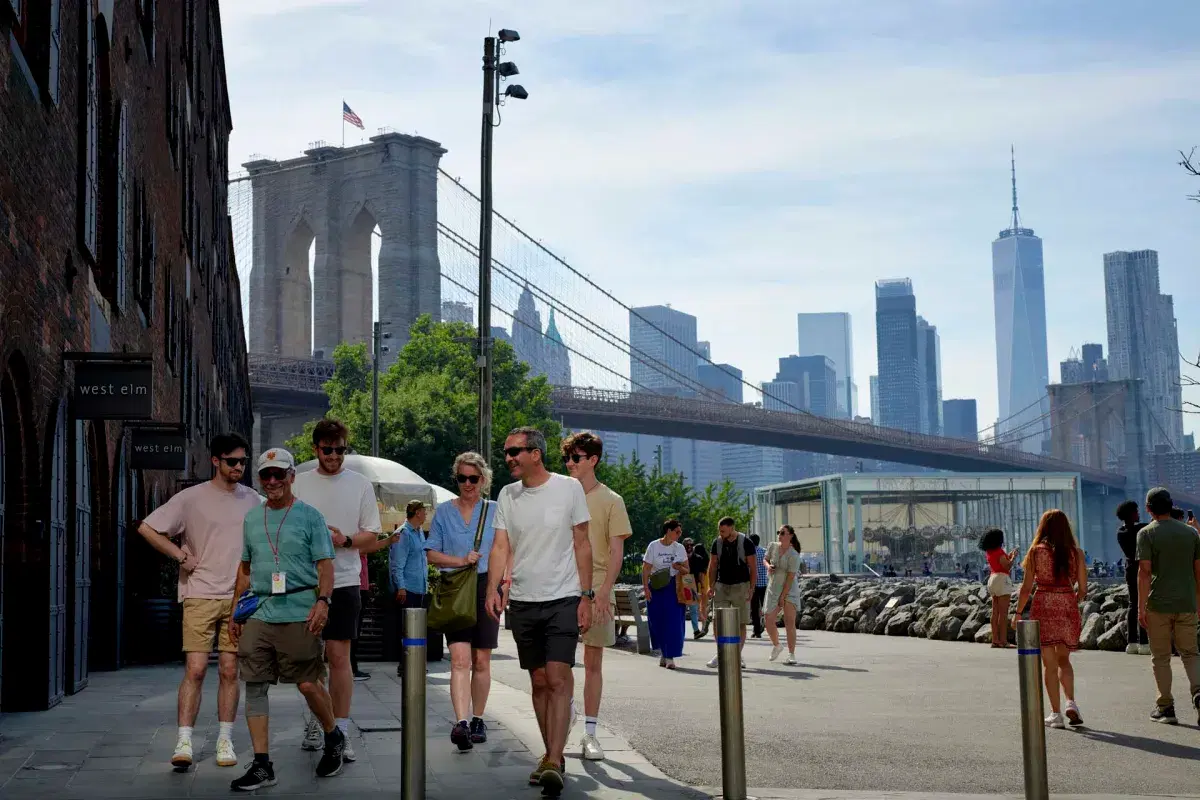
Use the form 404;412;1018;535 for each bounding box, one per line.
1193;692;1200;725
1151;705;1178;725
231;760;277;791
353;669;371;681
469;718;488;744
451;720;473;751
316;729;345;778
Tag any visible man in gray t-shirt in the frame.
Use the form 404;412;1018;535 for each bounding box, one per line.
1136;487;1200;724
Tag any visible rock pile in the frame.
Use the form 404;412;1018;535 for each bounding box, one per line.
795;576;1133;650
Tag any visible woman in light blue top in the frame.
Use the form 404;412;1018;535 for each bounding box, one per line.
425;452;507;751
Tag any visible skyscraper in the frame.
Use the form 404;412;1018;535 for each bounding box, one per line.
942;399;978;441
543;308;571;386
797;312;856;418
629;305;699;393
509;283;571;385
917;316;942;436
441;300;474;325
874;279;921;433
869;375;879;424
1104;250;1184;450
993;150;1050;454
698;363;744;402
775;355;838;418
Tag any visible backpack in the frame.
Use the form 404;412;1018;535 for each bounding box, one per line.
713;532;748;565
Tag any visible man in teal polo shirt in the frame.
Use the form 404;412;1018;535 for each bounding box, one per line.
227;448;345;791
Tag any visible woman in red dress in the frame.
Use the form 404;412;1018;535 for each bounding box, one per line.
1016;509;1087;729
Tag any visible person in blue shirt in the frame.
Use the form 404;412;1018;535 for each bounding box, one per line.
426;451;506;751
389;500;429;677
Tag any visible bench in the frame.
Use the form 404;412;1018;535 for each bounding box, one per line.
613;586;651;655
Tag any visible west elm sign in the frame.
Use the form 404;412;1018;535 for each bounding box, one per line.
73;361;153;420
130;429;187;470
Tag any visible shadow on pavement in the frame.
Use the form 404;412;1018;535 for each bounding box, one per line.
788;661;869;673
569;754;711;799
1076;728;1200;760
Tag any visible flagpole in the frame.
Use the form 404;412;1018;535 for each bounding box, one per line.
342;101;345;147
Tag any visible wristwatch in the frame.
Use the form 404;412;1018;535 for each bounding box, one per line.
317;595;332;606
580;589;595;600
341;537;354;549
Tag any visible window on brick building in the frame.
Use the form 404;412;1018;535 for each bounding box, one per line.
79;11;105;265
6;0;62;105
7;0;25;42
113;103;130;312
136;0;154;62
133;182;156;322
164;279;176;371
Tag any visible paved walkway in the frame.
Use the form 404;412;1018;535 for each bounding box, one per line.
0;656;703;798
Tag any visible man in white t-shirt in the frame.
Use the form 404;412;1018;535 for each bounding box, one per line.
291;419;393;761
486;427;592;796
138;433;263;770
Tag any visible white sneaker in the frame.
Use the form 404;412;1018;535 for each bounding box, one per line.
341;737;357;763
1064;701;1084;727
1139;644;1152;656
740;657;746;669
1044;712;1066;729
769;645;783;662
580;733;605;761
1126;643;1140;654
215;737;237;767
170;737;193;768
783;653;797;666
302;716;323;751
706;654;719;668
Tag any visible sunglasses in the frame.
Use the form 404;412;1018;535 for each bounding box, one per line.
221;457;248;467
566;453;592;463
259;469;289;482
456;474;481;484
320;446;348;455
503;446;535;458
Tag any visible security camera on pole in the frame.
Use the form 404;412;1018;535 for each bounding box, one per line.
476;28;528;459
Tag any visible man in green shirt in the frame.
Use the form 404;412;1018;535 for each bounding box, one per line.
227;448;345;790
1136;487;1200;725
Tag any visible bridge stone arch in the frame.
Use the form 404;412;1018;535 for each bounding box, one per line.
245;132;447;363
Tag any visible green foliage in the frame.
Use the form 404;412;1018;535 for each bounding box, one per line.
284;315;562;493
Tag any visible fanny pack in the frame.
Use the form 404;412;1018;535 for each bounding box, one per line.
648;568;673;591
233;585;318;623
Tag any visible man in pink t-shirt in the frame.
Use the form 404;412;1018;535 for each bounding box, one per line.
138;433;262;771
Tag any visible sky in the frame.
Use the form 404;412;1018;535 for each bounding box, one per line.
221;0;1200;441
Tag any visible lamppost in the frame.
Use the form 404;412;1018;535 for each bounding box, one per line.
372;320;391;457
476;28;528;458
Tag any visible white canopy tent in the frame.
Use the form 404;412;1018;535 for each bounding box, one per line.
295;454;454;530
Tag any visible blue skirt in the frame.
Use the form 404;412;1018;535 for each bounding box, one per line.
647;579;685;659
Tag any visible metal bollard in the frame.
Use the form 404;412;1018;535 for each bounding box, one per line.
401;608;427;800
715;607;748;800
1016;620;1049;800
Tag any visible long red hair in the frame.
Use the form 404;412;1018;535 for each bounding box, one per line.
1023;509;1079;582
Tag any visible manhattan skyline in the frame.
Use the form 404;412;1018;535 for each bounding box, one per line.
222;0;1200;441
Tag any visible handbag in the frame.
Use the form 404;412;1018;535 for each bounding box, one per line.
648;568;673;592
676;573;699;606
428;500;490;633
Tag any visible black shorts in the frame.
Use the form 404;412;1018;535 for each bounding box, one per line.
323;586;362;641
444;572;501;650
508;596;579;670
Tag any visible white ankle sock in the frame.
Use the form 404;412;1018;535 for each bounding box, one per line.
335;717;350;735
585;716;598;737
218;722;234;741
177;726;193;742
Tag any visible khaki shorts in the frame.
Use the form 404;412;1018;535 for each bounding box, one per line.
714;581;751;626
580;585;617;648
987;572;1014;597
182;597;236;653
238;618;326;685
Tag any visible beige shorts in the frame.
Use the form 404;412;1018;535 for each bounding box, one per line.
238;618;327;685
713;582;751;626
580;586;617;648
987;572;1014;597
182;597;236;653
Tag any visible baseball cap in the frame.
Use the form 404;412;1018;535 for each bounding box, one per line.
257;447;296;473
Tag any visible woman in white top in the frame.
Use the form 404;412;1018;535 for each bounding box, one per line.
764;525;804;665
641;518;690;669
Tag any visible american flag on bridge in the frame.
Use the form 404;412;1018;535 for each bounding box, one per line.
343;101;364;130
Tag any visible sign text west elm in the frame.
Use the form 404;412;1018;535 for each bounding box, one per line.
73;361;153;420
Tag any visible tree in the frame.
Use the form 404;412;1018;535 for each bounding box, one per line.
1176;150;1200;423
285;315;563;492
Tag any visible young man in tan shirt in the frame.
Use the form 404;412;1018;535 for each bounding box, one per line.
562;432;632;761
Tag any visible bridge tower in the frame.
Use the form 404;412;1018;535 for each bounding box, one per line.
244;132;447;364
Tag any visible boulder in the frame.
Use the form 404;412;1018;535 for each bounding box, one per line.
1081;601;1101;619
1079;613;1103;650
949;605;971;620
854;610;878;634
974;624;993;644
886;610;914;636
1099;599;1121;614
959;618;983;642
1097;621;1128;651
833;616;857;633
932;615;963;641
798;615;819;631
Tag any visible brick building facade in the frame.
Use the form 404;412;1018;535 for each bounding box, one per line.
0;0;250;710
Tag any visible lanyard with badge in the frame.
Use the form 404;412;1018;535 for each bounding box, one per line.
265;499;295;594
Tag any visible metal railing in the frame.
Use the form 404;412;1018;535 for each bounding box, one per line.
247;353;335;392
